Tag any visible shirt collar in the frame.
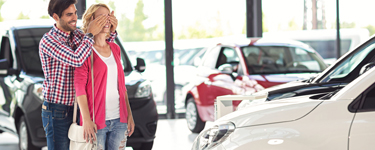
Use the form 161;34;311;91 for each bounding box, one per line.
52;24;70;40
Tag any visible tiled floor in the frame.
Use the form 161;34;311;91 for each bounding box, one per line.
152;118;209;150
12;118;213;150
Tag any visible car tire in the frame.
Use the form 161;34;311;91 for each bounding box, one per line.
186;98;205;133
18;116;38;150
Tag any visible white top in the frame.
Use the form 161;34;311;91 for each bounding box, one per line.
93;47;120;120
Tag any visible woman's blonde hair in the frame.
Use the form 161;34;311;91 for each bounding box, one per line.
81;3;111;36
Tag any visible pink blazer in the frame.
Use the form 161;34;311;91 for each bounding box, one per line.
74;42;128;130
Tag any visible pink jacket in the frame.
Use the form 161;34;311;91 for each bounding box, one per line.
74;42;128;130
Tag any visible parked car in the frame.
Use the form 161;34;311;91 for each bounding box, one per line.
237;34;375;108
192;58;375;150
183;38;328;133
0;19;158;150
131;47;205;111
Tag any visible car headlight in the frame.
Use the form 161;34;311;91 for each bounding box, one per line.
33;83;44;101
192;121;236;150
135;80;152;98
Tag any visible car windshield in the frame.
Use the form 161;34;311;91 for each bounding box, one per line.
177;48;203;65
241;46;327;74
319;39;375;83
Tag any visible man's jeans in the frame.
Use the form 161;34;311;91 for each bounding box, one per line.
41;101;74;150
96;118;128;150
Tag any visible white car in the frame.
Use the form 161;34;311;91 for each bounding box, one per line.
192;65;375;150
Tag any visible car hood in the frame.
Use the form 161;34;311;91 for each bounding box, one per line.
217;95;323;128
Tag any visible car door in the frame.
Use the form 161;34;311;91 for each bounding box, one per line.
348;84;375;150
194;46;221;106
0;36;14;116
195;46;241;106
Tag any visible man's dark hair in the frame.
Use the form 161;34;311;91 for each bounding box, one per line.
48;0;77;18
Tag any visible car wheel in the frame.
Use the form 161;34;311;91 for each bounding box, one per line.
18;116;38;150
186;98;205;133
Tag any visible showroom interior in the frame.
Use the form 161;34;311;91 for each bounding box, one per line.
1;0;375;150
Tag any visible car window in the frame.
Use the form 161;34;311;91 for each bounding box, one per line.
351;83;375;112
216;47;239;68
178;48;203;65
241;46;325;74
222;47;239;62
319;42;375;83
15;27;52;74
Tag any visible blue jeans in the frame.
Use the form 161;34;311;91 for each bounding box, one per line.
41;101;74;150
96;118;128;150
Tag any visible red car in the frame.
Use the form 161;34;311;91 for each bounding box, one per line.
183;38;328;133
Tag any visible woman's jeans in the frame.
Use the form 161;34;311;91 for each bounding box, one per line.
96;118;128;150
41;101;74;150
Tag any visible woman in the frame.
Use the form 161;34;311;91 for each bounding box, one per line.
74;3;135;150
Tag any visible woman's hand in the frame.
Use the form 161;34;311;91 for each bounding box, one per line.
83;120;97;143
127;115;135;137
109;11;118;33
87;14;108;36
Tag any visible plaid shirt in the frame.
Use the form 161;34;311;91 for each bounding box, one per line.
39;25;117;106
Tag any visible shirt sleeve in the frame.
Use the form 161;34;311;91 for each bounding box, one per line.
39;34;94;67
106;31;117;43
74;57;89;96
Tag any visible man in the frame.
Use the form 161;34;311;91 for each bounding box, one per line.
39;0;118;149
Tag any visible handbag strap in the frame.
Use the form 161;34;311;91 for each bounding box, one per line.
91;52;95;123
73;52;95;123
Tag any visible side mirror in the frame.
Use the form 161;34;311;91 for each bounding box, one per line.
360;62;375;75
218;64;233;74
135;57;146;73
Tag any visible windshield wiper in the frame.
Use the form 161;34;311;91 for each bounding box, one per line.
319;89;341;100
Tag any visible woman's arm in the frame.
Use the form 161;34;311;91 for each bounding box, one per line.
125;92;135;137
77;95;97;143
74;58;96;143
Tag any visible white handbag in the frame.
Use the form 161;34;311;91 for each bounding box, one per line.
68;53;97;150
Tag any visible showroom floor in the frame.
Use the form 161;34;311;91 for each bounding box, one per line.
0;118;213;150
152;118;213;150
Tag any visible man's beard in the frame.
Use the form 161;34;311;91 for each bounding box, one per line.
59;19;76;32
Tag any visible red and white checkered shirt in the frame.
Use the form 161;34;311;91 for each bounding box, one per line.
39;24;117;106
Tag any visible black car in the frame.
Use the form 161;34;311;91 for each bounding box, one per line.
0;20;158;150
252;34;375;102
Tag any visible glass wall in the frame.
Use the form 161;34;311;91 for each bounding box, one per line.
262;0;371;64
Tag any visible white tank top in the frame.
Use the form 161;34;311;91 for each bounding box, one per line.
93;47;120;120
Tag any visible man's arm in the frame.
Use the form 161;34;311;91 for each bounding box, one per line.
39;34;93;67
